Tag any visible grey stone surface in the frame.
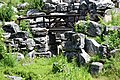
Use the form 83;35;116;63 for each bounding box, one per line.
43;3;56;12
85;38;101;55
77;49;90;65
25;38;35;50
9;31;29;39
12;52;24;61
17;2;29;10
97;0;115;10
2;33;11;39
64;51;79;62
90;62;103;74
64;32;85;50
5;75;22;80
32;28;48;37
2;22;21;33
27;9;40;16
56;3;68;12
28;50;36;59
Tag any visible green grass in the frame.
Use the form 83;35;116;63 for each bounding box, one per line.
0;56;92;80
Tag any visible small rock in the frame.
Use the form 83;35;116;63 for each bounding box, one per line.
5;75;22;80
28;50;36;59
90;62;103;75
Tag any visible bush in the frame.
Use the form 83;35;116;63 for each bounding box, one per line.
0;4;15;21
27;0;44;10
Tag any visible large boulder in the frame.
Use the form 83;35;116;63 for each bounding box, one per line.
28;50;36;59
85;38;108;56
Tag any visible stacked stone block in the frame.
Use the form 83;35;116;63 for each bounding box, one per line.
31;28;51;57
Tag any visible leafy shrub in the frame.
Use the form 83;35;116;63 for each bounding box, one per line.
0;53;17;67
0;4;15;21
100;51;120;80
27;0;44;10
74;20;90;34
20;20;33;37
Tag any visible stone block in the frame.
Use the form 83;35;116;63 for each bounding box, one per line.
90;62;103;75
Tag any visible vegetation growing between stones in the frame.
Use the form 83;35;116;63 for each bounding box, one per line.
0;4;16;21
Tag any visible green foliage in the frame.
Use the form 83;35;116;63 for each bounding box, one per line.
107;12;120;26
1;56;92;80
0;4;16;21
74;20;90;34
20;20;33;37
100;52;120;80
0;53;17;67
27;0;44;10
105;30;120;50
0;25;17;67
95;30;120;50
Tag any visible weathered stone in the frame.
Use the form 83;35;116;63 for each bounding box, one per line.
72;33;85;49
79;1;89;20
97;0;115;10
34;37;47;44
42;3;56;12
5;75;22;80
64;32;85;50
35;45;49;52
2;33;11;39
85;38;101;55
28;50;36;59
17;2;29;10
2;22;20;33
12;52;24;61
90;62;103;75
77;49;90;65
35;51;52;58
64;31;75;40
32;28;48;37
27;9;40;16
14;38;23;43
25;38;35;51
9;31;29;39
110;49;120;55
64;51;78;62
56;3;68;12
